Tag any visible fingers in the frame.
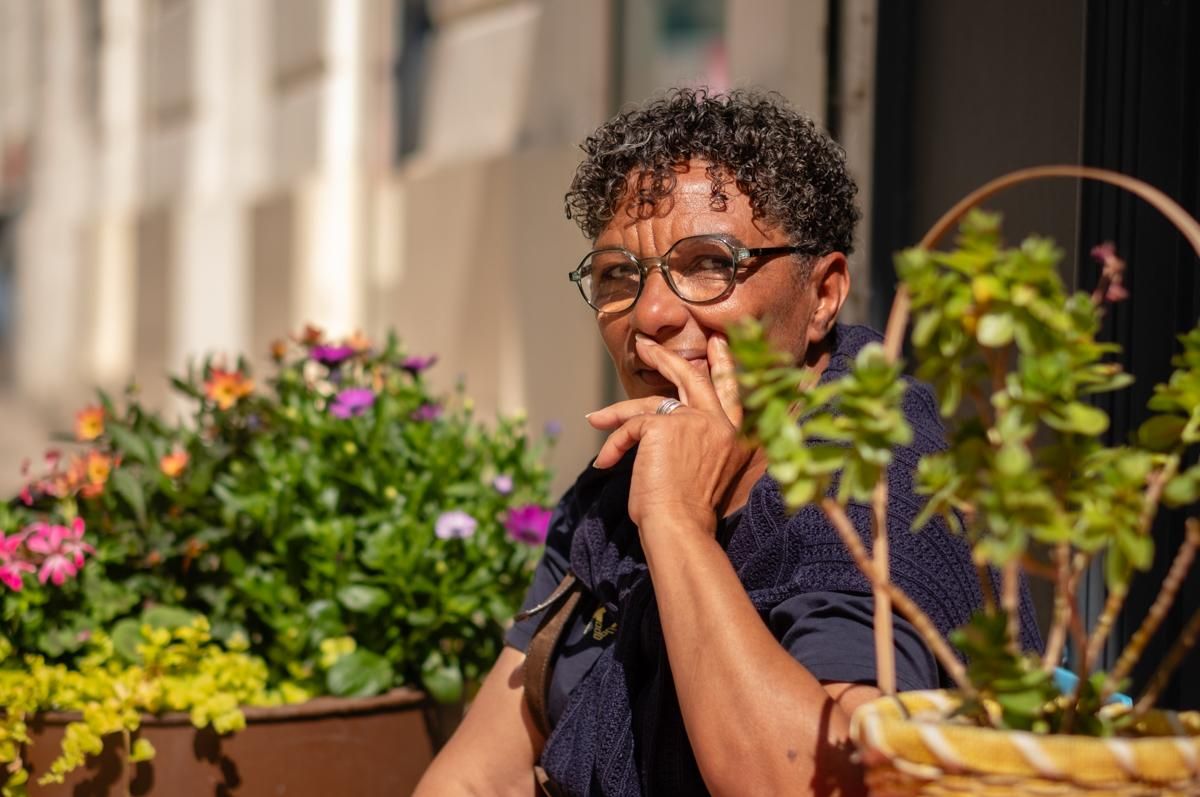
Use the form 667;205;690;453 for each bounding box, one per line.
707;333;743;426
592;415;651;469
585;397;671;430
634;334;722;413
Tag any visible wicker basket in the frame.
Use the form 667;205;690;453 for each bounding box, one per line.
850;691;1200;796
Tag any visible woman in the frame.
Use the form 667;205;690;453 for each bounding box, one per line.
416;89;1039;797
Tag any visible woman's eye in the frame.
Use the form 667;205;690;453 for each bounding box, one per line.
596;263;639;283
679;256;732;276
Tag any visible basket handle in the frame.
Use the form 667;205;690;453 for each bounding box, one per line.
882;165;1200;361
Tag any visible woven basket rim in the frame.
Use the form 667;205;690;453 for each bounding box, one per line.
851;690;1200;787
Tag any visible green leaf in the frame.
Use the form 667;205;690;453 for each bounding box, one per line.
112;618;143;663
336;584;390;614
976;313;1015;347
106;423;153;464
1163;470;1200;507
326;649;394;698
109;468;148;527
1046;402;1109;436
1138;415;1187;451
129;738;156;763
996;688;1045;718
421;652;464;704
142;605;196;630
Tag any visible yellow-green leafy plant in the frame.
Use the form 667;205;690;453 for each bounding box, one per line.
0;614;309;794
732;205;1200;737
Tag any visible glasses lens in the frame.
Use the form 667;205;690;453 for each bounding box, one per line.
580;250;640;312
666;237;737;302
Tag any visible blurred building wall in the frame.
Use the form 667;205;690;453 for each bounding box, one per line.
0;0;839;494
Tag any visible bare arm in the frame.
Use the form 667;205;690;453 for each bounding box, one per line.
413;646;542;797
589;332;875;795
642;519;873;796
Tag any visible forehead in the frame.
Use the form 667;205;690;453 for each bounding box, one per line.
595;162;777;249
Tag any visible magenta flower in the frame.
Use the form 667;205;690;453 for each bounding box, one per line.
25;518;94;586
505;505;552;545
330;388;376;418
492;474;514;495
310;344;356;367
0;531;34;591
401;354;438;375
435;510;477;540
410;403;442;422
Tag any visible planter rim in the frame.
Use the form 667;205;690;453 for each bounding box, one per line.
851;690;1200;788
36;686;430;728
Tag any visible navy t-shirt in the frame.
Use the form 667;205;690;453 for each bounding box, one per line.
505;504;944;730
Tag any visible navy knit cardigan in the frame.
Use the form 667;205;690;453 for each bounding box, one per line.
537;324;1042;796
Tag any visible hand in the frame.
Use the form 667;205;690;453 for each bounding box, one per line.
587;333;754;532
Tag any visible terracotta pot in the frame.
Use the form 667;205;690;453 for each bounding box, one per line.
851;690;1200;797
22;688;454;796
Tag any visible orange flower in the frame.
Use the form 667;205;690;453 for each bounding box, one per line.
79;451;115;499
295;324;324;346
74;406;105;442
346;330;372;353
269;339;289;362
204;368;254;410
159;448;190;479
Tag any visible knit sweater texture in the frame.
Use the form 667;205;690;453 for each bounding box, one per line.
537;324;1043;796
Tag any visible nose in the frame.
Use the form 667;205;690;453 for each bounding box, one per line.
631;262;688;339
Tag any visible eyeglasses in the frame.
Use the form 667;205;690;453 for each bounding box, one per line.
568;234;821;313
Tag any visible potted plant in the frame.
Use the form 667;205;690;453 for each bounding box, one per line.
732;166;1200;795
0;326;556;795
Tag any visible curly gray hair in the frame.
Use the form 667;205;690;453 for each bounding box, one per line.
565;87;860;256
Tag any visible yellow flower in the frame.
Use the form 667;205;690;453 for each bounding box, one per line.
203;369;254;411
74;406;105;442
159;449;189;479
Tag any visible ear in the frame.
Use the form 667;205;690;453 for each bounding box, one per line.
805;252;851;346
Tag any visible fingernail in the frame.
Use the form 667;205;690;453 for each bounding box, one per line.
635;333;654;345
584;412;595;419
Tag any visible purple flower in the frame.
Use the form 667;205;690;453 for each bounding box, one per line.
544;420;563;438
505;505;552;546
492;474;514;495
401;354;438;375
329;388;376;419
310;344;356;367
435;510;477;540
411;403;442;422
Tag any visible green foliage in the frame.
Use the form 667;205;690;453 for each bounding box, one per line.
0;617;308;794
732;319;911;508
731;209;1200;736
950;612;1122;736
1;327;556;782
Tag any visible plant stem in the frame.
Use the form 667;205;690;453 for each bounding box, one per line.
1001;559;1020;655
1042;542;1071;672
1020;553;1058;582
976;560;996;613
1104;518;1200;698
1084;585;1126;668
820;498;977;699
1132;601;1200;719
871;479;896;696
1085;457;1181;667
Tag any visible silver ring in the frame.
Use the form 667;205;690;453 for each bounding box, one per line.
655;398;683;415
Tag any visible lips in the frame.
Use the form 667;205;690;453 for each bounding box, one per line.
631;349;709;388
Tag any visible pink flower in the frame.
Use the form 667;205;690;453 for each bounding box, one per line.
0;531;34;591
435;510;477;540
26;518;94;586
504;505;552;546
401;355;437;376
410;403;442;422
